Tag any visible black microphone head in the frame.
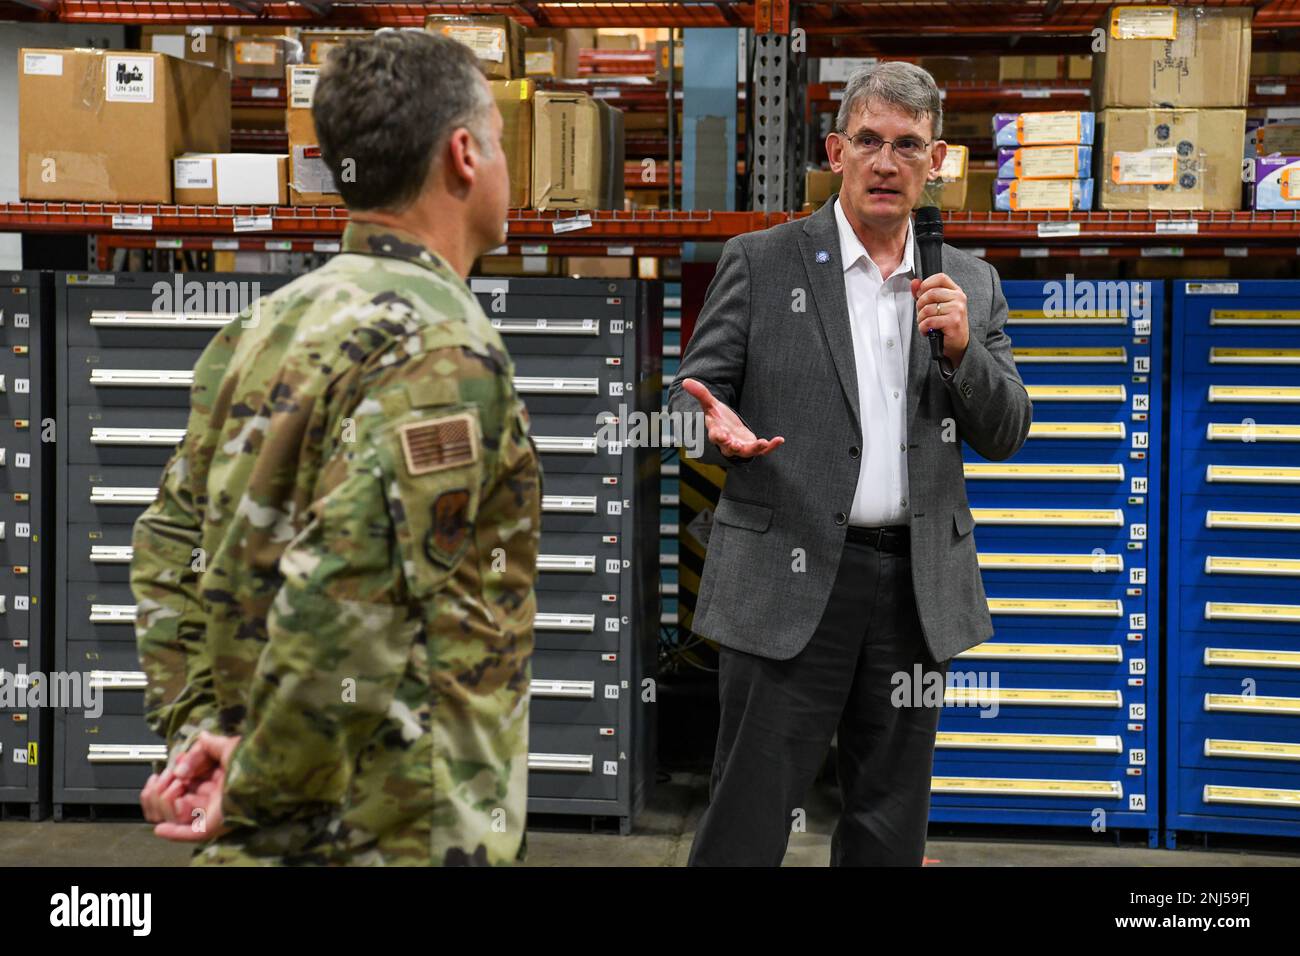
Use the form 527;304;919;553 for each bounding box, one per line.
914;205;944;242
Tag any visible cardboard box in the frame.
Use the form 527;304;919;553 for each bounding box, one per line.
1067;54;1092;80
492;79;534;208
918;56;998;83
19;48;230;203
1093;6;1251;108
1251;51;1300;76
596;33;640;51
426;14;525;80
533;91;624;210
1257;121;1300;156
300;30;369;65
996;145;1092;179
285;65;343;206
1252;155;1300;209
965;166;997;211
995;178;1093;210
232;36;294;79
142;26;232;72
998;55;1060;81
563;256;633;278
475;255;562;277
805;169;840;209
528;28;596;78
174;153;288;204
525;38;558;77
1098;108;1246;210
941;111;996;145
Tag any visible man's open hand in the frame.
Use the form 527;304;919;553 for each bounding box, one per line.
682;378;784;460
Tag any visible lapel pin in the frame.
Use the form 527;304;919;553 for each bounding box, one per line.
816;250;830;263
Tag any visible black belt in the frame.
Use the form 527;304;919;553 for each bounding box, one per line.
845;524;910;554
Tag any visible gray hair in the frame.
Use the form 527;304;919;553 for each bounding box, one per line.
835;61;943;139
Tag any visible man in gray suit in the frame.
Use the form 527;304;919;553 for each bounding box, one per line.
668;61;1032;866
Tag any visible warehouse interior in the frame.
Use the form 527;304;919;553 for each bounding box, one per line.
0;0;1299;871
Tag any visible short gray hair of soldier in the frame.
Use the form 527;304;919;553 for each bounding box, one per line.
835;60;943;140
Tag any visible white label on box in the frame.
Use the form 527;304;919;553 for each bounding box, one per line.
23;52;63;76
175;158;214;189
1019;112;1081;145
233;215;274;233
442;25;506;63
1012;179;1074;210
1155;220;1198;235
522;256;549;273
1037;221;1080;238
1112;148;1176;185
111;214;153;230
1112;6;1177;40
151;35;186;59
938;145;967;180
237;40;279;65
289;67;320;109
1019;146;1079;179
105;56;155;104
1187;282;1238;295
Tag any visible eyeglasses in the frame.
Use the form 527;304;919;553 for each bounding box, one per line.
836;130;932;162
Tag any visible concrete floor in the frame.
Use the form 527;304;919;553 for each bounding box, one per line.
3;772;1297;866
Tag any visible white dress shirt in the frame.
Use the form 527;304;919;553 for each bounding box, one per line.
833;197;914;527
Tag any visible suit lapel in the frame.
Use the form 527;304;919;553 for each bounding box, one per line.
906;231;932;430
798;198;861;436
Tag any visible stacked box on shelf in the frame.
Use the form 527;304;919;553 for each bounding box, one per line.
1166;280;1300;844
469;276;661;833
992;111;1095;211
0;273;53;820
931;279;1162;844
52;272;290;814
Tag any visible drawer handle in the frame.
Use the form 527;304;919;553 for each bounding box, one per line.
514;377;600;396
533;436;598;455
87;670;147;691
90;428;186;446
537;554;596;574
90;310;233;329
89;604;136;625
87;743;168;764
490;318;600;336
534;612;595;633
90;369;193;388
90;487;158;505
542;495;597;514
90;545;134;564
531;679;595;700
528;753;594;773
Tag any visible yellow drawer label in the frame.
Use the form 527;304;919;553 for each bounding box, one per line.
1205;602;1300;623
978;552;1122;571
1028;421;1126;439
1203;784;1300;807
1206;465;1300;484
938;732;1122;753
1204;647;1300;668
1205;555;1300;577
1210;310;1300;326
947;686;1123;707
1209;385;1300;403
1204;739;1300;760
958;642;1123;662
1205;511;1300;530
1027;384;1127;402
1014;347;1127;363
965;463;1124;481
1209;347;1300;365
933;776;1123;798
1008;310;1126;325
989;597;1123;617
1207;422;1300;442
1204;693;1300;715
972;507;1125;526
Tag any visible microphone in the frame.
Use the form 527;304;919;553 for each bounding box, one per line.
914;206;955;382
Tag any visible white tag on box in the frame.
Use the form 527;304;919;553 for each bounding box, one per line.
174;157;214;189
105;55;155;103
23;52;63;76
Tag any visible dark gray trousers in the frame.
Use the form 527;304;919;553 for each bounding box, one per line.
688;538;948;867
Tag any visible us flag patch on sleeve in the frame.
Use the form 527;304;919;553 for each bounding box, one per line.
399;411;479;476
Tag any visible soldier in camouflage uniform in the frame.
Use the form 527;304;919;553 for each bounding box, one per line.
131;31;541;865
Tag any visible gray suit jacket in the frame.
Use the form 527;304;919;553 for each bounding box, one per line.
668;196;1033;663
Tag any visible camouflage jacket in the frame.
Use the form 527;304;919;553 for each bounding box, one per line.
131;222;541;866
